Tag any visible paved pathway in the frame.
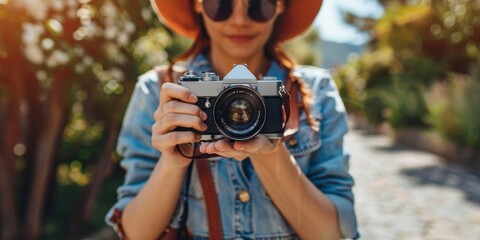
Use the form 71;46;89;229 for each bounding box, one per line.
346;128;480;240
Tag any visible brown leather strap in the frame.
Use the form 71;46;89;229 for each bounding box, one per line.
279;85;292;136
196;159;223;240
282;80;300;141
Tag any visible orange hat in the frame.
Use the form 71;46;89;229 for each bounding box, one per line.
150;0;323;42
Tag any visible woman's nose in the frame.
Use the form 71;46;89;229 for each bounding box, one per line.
229;0;250;25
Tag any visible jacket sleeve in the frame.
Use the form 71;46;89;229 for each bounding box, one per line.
104;70;185;230
300;67;359;239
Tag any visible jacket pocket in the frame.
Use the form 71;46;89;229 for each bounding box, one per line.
286;111;322;158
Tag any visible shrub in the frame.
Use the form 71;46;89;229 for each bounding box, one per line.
426;74;480;149
387;78;428;129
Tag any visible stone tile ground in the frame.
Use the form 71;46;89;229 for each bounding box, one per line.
347;128;480;240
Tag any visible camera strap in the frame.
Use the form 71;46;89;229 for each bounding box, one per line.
282;76;300;141
279;83;293;140
195;159;223;240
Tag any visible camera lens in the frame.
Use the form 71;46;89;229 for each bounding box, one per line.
214;86;266;140
227;99;252;124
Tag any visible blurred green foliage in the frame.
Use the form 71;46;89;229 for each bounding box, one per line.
0;0;190;238
336;0;478;130
426;73;480;150
284;27;322;66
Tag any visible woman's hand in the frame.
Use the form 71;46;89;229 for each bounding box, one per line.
199;104;287;161
152;82;208;167
198;135;283;161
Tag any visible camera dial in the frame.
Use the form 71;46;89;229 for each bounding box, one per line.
202;72;219;81
180;71;201;81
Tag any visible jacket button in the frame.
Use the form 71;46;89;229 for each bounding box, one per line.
288;137;298;146
238;189;250;203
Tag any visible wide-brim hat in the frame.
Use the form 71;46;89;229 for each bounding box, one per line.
151;0;323;42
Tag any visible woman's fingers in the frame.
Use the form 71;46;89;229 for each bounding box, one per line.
155;100;207;122
199;139;249;160
160;82;198;105
199;141;227;155
152;83;206;160
164;100;207;119
159;113;207;132
197;135;281;160
205;141;217;154
155;84;208;134
152;131;201;150
233;137;265;153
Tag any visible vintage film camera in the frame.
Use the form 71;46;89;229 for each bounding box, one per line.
177;64;288;141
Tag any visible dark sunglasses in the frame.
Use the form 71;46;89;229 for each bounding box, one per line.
202;0;279;22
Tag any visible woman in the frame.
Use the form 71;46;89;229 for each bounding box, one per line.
106;0;359;239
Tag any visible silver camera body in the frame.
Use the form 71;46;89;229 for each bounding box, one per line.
178;64;286;141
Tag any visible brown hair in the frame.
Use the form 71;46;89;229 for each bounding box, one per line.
167;15;319;132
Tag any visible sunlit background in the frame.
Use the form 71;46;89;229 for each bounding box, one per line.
0;0;479;239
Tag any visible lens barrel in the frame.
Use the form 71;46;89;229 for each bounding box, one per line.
213;85;266;140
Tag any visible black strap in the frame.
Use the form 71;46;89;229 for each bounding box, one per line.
178;160;194;239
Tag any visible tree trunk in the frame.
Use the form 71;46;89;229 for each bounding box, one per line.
19;68;43;219
81;125;118;221
67;100;122;238
0;83;20;240
0;13;23;240
24;69;70;240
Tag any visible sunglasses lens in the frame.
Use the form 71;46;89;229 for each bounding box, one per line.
248;0;277;22
203;0;277;22
204;0;233;21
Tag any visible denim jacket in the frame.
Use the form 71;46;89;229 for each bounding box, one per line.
105;54;359;239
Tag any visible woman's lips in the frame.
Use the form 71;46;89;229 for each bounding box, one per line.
227;35;254;43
